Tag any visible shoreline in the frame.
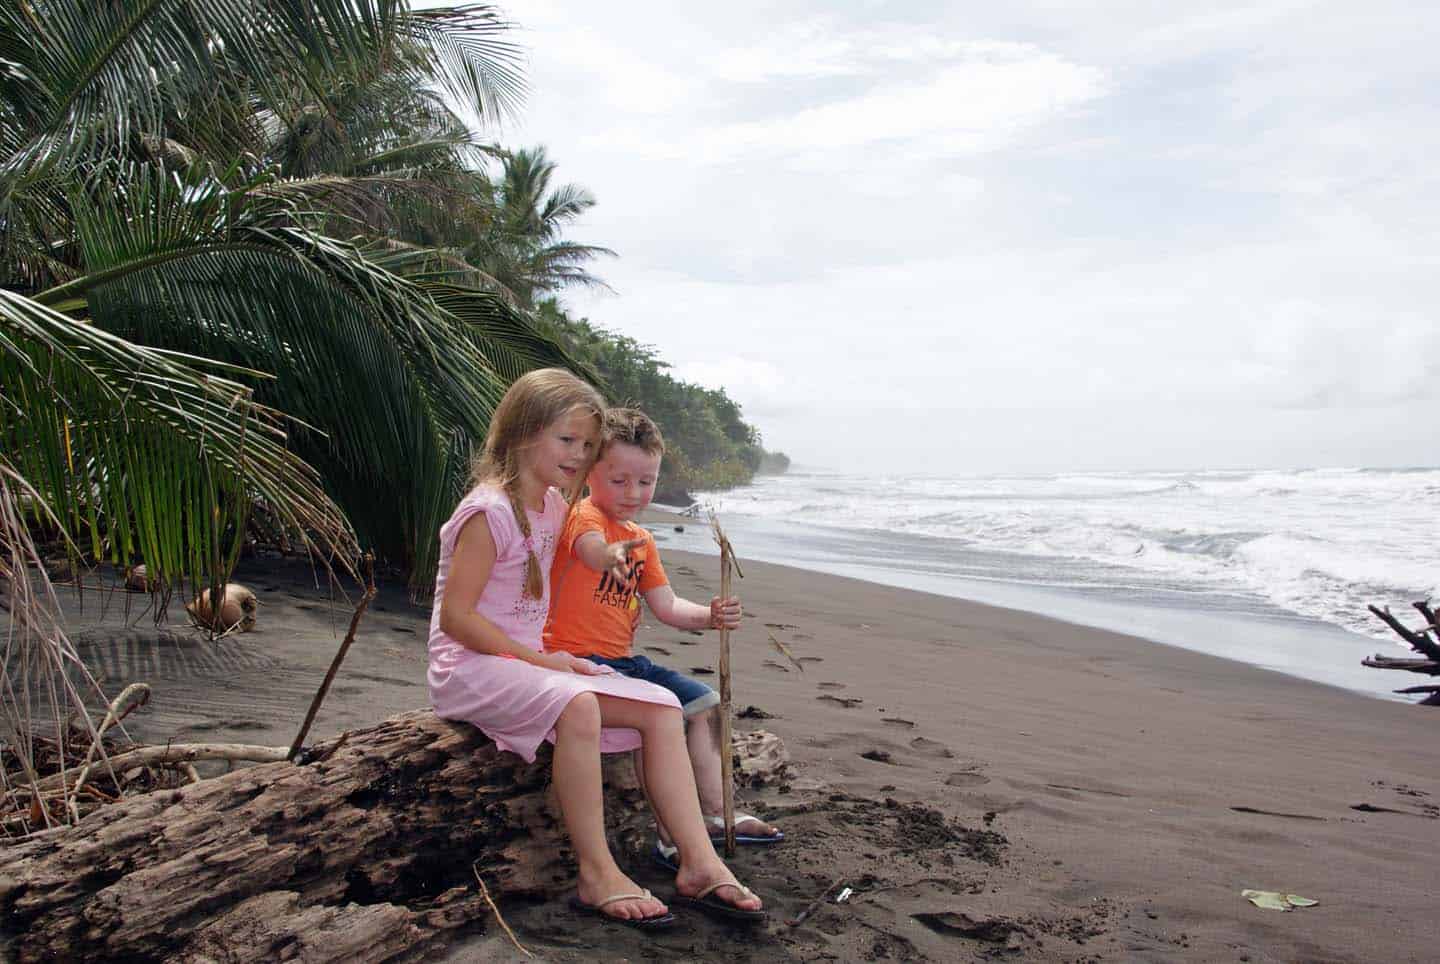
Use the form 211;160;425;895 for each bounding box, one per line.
645;507;1404;703
32;546;1440;960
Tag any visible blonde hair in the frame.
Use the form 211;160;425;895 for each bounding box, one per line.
602;407;666;457
469;368;604;597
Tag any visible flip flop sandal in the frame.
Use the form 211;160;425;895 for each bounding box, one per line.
706;812;785;846
671;879;767;924
568;889;676;930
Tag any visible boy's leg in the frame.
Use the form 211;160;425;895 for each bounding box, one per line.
632;659;781;842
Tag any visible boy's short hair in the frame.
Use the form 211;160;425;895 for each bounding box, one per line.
603;407;665;457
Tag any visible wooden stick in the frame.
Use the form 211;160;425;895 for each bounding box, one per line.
786;876;844;927
26;743;289;793
473;862;533;957
289;553;376;761
718;531;736;857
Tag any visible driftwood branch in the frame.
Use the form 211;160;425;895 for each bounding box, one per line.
289;552;377;760
26;742;290;794
1367;604;1440;661
0;711;787;963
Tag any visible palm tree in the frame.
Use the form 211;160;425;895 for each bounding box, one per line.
467;146;616;307
0;1;594;831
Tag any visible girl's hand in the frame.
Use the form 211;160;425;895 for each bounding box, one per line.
538;651;614;675
602;537;646;583
708;595;742;630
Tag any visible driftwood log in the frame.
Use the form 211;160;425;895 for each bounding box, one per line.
0;710;787;962
1365;602;1440;704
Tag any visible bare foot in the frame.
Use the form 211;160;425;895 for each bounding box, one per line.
576;868;669;920
704;812;782;840
675;858;763;912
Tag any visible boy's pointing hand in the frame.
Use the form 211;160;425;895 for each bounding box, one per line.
602;537;647;583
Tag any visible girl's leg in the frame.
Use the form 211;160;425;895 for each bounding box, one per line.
552;692;667;920
594;695;762;911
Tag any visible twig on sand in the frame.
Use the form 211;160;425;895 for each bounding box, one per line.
473;862;533;957
767;631;805;673
709;513;742;857
787;876;844;927
288;553;376;761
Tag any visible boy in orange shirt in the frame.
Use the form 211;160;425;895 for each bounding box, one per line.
545;408;783;857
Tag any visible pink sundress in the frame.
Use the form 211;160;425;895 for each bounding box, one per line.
428;484;679;761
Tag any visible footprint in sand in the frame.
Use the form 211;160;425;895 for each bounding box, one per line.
945;772;991;787
793;633;814;640
817;694;863;708
816;682;847;690
762;660;791;673
690;666;715;675
909;736;955;759
643;645;671;655
390;625;416;634
883;717;917;728
764;622;799;630
861;749;896;764
797;656;824;664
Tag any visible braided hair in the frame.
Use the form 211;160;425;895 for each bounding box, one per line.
469;369;604;597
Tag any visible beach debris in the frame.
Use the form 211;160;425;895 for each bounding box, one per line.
909;737;954;759
767;631;805;672
1363;602;1440;704
474;862;533;957
1230;806;1325;820
911;911;1025;943
737;704;775;719
835;886;853;904
186;582;258;634
733;729;789;786
288;554;377;761
786;877;844;927
1242;890;1318;911
124;564;157;593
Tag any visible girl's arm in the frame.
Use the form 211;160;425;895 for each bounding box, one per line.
642;585;741;632
439;515;606;675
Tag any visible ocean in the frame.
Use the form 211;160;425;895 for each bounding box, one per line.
654;466;1438;701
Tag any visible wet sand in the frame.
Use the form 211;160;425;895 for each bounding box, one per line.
50;541;1440;962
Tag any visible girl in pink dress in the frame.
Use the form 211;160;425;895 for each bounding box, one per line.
429;368;764;928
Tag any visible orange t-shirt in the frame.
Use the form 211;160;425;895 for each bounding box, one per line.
544;498;668;660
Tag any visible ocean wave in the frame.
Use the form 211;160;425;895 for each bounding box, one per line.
697;465;1438;639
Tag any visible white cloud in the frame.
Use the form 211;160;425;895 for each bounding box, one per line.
490;0;1440;472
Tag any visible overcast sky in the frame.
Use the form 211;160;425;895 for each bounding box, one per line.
487;1;1438;473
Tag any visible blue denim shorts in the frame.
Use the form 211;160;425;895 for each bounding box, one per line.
585;654;719;716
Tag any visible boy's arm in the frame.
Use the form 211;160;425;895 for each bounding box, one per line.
573;531;647;583
643;584;741;632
